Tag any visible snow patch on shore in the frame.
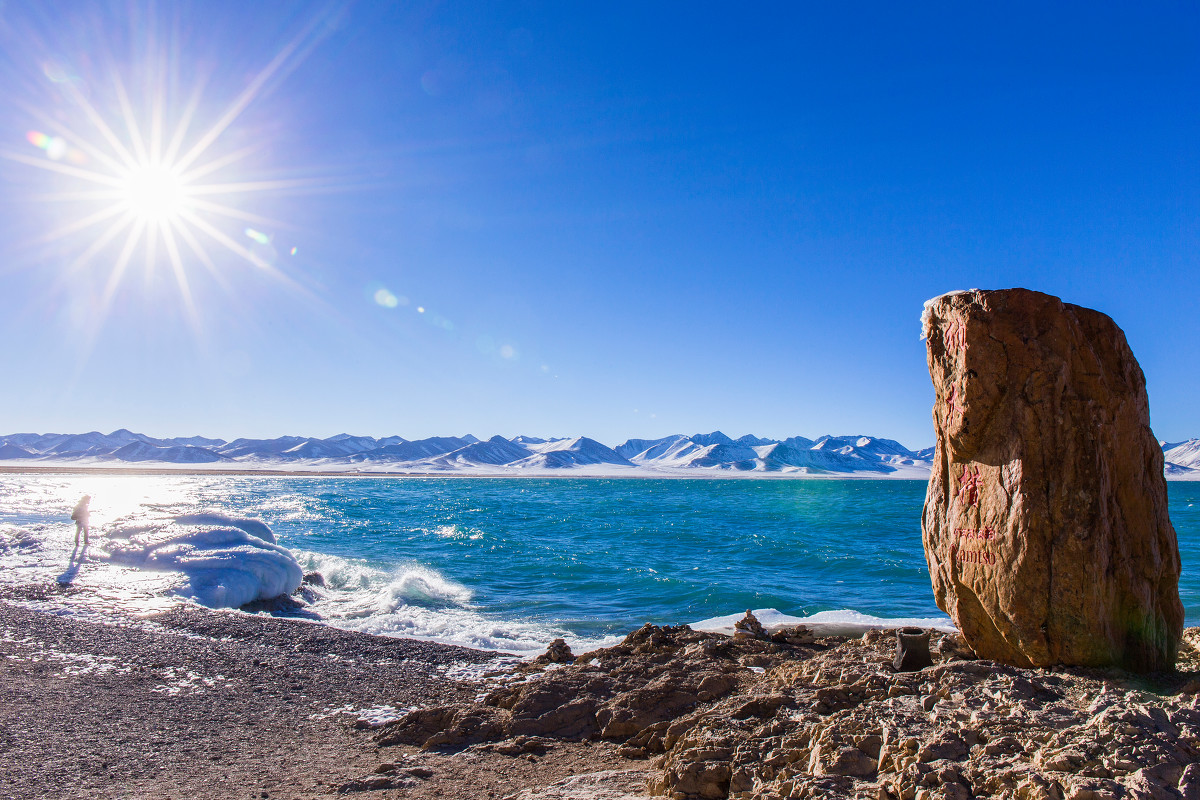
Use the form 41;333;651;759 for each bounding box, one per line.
313;703;415;728
690;607;956;637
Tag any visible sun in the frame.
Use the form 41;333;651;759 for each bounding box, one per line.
119;163;188;223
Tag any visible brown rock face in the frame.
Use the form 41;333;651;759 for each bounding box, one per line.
921;288;1183;671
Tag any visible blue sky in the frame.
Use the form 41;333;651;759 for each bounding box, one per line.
0;1;1196;448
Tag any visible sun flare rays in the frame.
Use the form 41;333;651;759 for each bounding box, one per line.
0;11;332;339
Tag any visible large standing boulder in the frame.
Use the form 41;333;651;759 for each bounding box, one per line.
921;288;1182;671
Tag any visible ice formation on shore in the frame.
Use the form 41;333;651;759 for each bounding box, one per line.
104;516;302;608
690;607;955;637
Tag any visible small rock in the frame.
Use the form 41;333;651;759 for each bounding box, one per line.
982;736;1023;756
862;628;889;645
917;732;968;763
1179;764;1200;800
302;571;325;587
536;638;575;664
337;775;414;793
1065;778;1126;800
934;633;976;661
772;625;815;645
817;746;878;778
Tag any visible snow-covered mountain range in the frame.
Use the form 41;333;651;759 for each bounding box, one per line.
0;429;932;476
1162;439;1200;477
1;429;1197;478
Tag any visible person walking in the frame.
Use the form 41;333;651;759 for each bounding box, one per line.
71;495;91;546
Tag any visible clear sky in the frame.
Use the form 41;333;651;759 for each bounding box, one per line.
0;2;1196;449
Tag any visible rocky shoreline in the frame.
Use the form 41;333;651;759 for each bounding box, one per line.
379;617;1200;800
3;587;1198;800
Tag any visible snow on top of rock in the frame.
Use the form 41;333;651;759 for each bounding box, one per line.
920;289;975;339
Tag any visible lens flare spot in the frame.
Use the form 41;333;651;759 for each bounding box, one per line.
290;246;298;255
417;306;425;313
41;61;75;83
27;130;68;160
374;288;399;308
244;228;271;245
499;344;516;360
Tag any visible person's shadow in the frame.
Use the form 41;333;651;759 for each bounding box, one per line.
57;543;89;585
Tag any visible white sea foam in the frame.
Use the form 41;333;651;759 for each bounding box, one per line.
293;549;616;654
689;607;956;637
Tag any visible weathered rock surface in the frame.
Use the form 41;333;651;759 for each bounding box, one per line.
374;624;1200;800
650;627;1200;799
376;624;782;750
502;769;653;800
921;288;1183;671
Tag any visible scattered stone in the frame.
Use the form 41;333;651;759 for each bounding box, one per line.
481;736;556;756
302;571;326;587
370;617;1200;800
933;633;975;662
376;624;765;750
238;593;304;614
921;288;1184;671
336;774;415;792
771;625;816;646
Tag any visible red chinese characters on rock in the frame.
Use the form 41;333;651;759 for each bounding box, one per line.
956;464;981;507
954;526;997;541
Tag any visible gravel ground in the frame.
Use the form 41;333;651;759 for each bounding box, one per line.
0;582;630;800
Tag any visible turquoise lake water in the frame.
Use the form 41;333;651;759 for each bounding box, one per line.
1;475;1197;651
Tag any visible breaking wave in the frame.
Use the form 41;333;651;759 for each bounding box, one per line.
293;550;610;654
